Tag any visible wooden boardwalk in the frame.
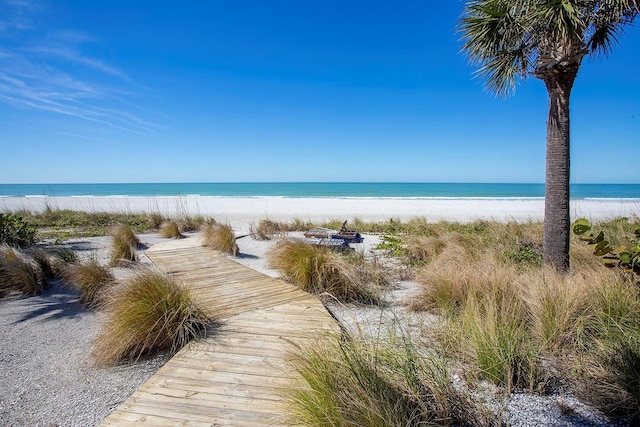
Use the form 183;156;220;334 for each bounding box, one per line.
101;237;339;426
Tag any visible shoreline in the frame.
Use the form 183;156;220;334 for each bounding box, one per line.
1;196;638;233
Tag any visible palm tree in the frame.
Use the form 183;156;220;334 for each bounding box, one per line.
460;0;638;271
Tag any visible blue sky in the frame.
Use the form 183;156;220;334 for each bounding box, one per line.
0;0;638;184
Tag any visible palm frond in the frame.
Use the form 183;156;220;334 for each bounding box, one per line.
460;0;534;95
588;0;639;55
460;0;638;93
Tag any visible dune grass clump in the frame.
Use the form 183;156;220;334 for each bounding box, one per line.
268;240;382;304
110;224;140;265
287;333;491;427
0;245;45;297
159;221;183;239
61;261;115;308
147;212;165;229
452;282;542;392
93;268;212;365
178;215;208;233
567;273;640;420
26;246;78;280
201;223;239;255
250;219;289;240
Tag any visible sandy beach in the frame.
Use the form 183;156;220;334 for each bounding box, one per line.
1;196;638;231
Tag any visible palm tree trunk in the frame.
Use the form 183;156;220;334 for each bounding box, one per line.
543;74;576;272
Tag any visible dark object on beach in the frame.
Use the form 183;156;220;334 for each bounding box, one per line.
336;221;364;244
303;221;363;251
304;221;363;244
302;237;352;252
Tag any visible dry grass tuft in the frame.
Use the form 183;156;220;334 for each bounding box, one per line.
250;219;288;240
268;240;383;304
178;215;209;233
61;261;115;308
110;224;140;265
147;212;165;229
405;235;447;265
159;221;183;239
0;245;45;297
26;246;77;280
523;270;592;352
93;268;212;365
201;223;239;255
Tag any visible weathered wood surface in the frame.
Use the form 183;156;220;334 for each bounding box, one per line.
101;236;339;426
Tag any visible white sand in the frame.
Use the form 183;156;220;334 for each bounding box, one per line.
2;196;638;232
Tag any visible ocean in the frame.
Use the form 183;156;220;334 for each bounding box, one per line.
0;183;638;199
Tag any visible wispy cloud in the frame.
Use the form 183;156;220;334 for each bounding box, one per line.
26;44;133;82
0;0;161;139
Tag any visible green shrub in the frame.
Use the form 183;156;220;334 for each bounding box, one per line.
573;218;640;281
0;213;36;247
93;268;212;365
62;261;114;308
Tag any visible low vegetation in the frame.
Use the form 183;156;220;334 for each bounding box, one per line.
159;221;183;239
201;223;239;255
267;239;386;304
110;224;140;265
281;217;640;424
11;208;157;240
0;212;36;247
250;219;290;240
287;332;495;427
61;261;115;308
93;268;212;365
0;245;45;297
403;218;640;421
26;246;77;280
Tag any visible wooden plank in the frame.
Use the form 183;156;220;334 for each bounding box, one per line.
147;374;285;399
115;399;284;424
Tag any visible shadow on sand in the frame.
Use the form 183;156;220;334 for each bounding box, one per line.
12;281;87;324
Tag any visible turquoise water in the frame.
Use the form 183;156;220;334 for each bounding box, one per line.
0;183;638;199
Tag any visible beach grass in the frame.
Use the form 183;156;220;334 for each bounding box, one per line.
287;331;497;427
404;217;640;417
26;246;77;280
267;239;384;304
0;245;45;297
159;221;183;239
201;223;239;255
93;268;212;365
61;261;115;308
110;224;140;265
250;219;291;240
